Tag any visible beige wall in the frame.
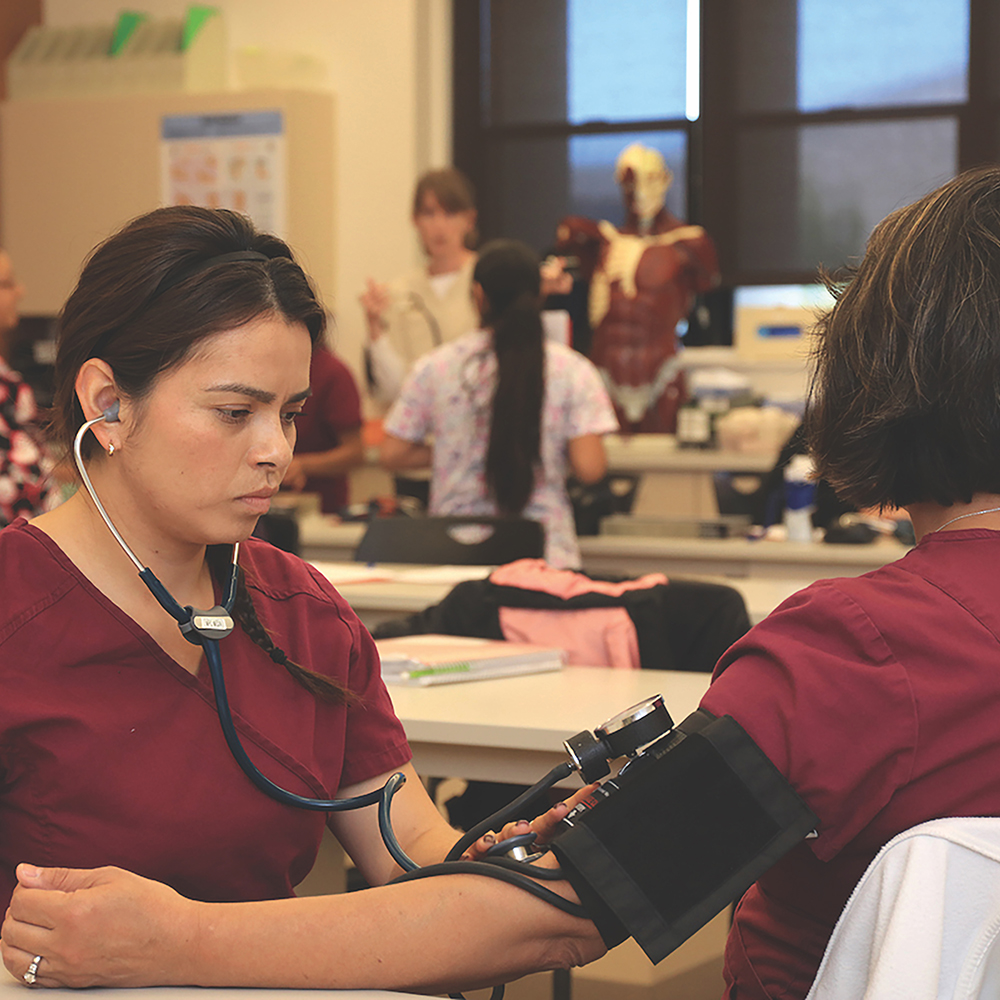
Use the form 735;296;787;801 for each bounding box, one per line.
38;0;452;398
0;2;42;235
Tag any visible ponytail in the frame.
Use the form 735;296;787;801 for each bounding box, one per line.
475;240;545;516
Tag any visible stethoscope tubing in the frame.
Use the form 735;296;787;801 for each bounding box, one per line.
72;409;586;905
73;412;420;863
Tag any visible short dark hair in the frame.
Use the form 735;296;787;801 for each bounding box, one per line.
411;167;478;249
807;166;1000;510
412;166;476;216
53;205;325;458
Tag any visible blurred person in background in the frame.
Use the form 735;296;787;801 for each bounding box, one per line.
279;338;364;514
361;167;480;410
380;239;616;568
0;248;56;526
362;169;571;511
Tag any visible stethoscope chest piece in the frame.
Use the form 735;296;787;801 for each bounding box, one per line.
180;606;235;644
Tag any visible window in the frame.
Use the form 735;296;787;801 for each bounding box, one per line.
454;0;1000;331
723;0;971;278
455;0;692;254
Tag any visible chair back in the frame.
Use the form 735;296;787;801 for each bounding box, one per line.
713;470;765;518
354;515;545;566
806;817;1000;1000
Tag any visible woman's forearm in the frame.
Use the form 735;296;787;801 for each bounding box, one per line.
379;434;432;471
293;436;365;479
189;871;602;992
568;433;608;484
2;862;604;992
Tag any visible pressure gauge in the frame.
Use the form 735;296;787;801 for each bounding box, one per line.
596;695;674;759
564;694;674;782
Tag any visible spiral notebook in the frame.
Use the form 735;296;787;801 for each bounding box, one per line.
375;634;566;686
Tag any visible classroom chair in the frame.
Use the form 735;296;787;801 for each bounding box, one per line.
354;515;544;565
370;561;751;834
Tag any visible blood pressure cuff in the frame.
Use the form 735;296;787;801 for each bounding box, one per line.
549;709;817;963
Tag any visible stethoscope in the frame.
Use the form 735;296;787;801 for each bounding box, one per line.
74;404;588;986
73;404;417;870
403;290;443;348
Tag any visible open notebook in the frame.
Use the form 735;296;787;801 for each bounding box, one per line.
375;634;566;686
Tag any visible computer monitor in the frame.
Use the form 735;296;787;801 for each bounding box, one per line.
733;284;836;361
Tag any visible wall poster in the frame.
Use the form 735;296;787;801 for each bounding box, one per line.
160;109;286;236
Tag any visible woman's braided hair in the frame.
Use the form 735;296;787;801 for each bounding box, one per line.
206;547;349;702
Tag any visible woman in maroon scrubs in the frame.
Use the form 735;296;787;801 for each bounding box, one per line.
0;205;603;994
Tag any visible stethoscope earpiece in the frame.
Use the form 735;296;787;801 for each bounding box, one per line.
103;400;120;423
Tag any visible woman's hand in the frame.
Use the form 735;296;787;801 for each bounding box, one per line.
1;863;197;988
359;279;392;339
462;783;599;861
540;256;573;297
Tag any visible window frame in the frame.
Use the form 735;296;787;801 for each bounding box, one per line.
455;0;1000;288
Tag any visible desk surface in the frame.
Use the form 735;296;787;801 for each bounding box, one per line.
359;435;778;475
603;434;777;473
300;515;909;581
578;532;908;578
387;666;709;785
0;978;427;999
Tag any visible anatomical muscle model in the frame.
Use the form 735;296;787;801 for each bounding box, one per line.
554;144;719;433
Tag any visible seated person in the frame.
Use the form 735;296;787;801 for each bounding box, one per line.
279;341;364;514
0;205;605;993
0;247;55;526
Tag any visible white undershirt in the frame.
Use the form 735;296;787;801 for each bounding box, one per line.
428;271;460;299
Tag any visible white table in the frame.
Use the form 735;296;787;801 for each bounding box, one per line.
299;515;908;582
353;435;779;519
577;533;908;579
387;666;709;786
357;434;776;476
0;979;428;1000
381;666;725;995
602;434;777;474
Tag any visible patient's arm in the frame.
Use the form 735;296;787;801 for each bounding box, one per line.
1;855;605;993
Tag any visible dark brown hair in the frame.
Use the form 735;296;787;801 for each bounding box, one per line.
54;205;326;456
807;166;1000;510
55;205;347;701
474;239;544;516
412;167;478;249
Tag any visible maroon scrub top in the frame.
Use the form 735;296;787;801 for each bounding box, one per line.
0;520;410;911
294;347;363;513
701;529;1000;1000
